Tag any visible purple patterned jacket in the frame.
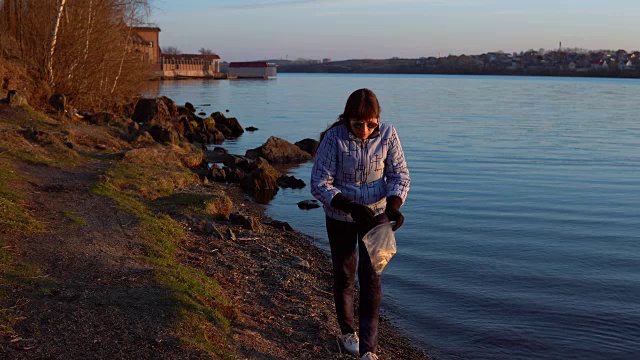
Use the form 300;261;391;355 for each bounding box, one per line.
311;122;410;222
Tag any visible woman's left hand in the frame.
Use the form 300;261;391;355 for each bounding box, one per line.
374;213;388;225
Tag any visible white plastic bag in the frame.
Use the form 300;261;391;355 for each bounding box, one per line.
362;221;396;275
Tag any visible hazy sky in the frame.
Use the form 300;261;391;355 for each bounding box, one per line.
152;0;640;62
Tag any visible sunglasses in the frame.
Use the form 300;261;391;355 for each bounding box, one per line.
351;120;378;130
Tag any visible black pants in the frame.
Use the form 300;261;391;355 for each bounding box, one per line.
326;216;381;356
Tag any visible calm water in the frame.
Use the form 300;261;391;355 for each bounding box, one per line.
155;74;640;360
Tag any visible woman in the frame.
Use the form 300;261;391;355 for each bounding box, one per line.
310;88;410;360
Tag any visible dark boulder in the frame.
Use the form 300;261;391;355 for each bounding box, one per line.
206;164;227;182
229;213;262;232
245;126;259;131
206;128;225;144
278;175;306;189
297;200;321;210
240;160;280;191
223;166;245;184
295;138;320;155
212;112;244;138
148;124;179;144
185;102;196;113
132;98;170;124
177;105;196;118
223;155;254;172
246;136;312;164
268;220;293;231
220;117;244;137
48;94;65;112
159;96;177;116
179;117;196;139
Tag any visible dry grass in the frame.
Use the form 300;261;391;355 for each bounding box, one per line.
92;179;237;358
0;156;47;339
0;157;44;234
150;191;233;219
0;105;85;167
204;194;233;218
63;124;132;153
104;146;200;200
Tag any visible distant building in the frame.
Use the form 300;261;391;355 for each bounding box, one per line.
130;27;161;65
129;26;223;78
322;58;332;63
228;62;277;79
160;53;221;73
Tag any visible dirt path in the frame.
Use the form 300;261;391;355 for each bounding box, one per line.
3;162;209;359
2;160;430;359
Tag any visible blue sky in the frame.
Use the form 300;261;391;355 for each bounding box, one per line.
152;0;640;61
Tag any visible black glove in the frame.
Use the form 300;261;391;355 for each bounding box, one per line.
385;196;404;231
331;193;376;227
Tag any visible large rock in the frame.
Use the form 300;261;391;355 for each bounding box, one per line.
245;136;312;164
278;175;306;189
295;138;320;155
223;166;245;184
148;124;179;144
206;164;227;182
229;213;262;232
223;155;254;171
131;98;170;124
240;159;280;191
205;128;225;144
159;96;178;116
48;94;65;112
297;200;321;209
212;112;244;138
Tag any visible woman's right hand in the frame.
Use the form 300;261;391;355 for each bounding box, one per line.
330;193;376;227
349;202;376;227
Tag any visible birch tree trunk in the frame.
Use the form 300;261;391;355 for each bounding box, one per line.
48;0;67;85
68;0;93;80
83;0;93;61
111;25;132;94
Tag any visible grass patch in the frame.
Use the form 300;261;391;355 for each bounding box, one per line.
92;174;237;358
0;246;51;338
151;192;232;218
0;157;48;338
0;105;83;167
0;158;44;234
0;128;82;167
61;210;87;225
103;147;199;200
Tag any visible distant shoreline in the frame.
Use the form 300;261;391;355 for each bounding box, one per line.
278;65;640;79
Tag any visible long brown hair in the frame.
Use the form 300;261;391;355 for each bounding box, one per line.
319;88;381;144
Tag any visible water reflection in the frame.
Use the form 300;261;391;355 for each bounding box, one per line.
248;188;279;205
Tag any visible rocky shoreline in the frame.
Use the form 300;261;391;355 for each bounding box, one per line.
0;93;431;359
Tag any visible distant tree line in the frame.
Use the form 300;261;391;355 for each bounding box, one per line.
160;47;215;56
0;0;153;111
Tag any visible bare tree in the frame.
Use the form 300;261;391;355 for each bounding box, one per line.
162;46;181;55
199;47;213;55
48;0;67;84
1;0;155;110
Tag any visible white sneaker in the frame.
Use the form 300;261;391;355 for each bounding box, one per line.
361;352;379;360
340;332;360;356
